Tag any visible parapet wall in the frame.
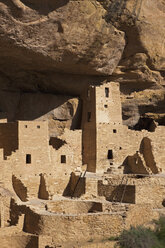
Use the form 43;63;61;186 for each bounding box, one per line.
23;203;159;245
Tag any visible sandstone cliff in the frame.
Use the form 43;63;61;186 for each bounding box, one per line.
0;0;164;129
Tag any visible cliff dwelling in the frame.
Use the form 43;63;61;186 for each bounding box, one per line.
0;82;164;247
0;0;165;247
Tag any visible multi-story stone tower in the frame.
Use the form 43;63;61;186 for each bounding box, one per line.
82;82;122;173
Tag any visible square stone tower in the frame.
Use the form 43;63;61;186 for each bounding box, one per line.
82;82;122;172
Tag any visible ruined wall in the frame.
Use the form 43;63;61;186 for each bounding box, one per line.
0;160;12;191
0;194;11;227
122;126;165;173
135;180;165;208
23;202;160;245
82;81;165;173
95;124;165;173
97;175;165;208
125;204;159;229
50;129;82;170
4;122;82;199
24;211;124;244
46;200;102;214
98;179;135;203
39;173;71;198
11;173;73;200
0;232;38;248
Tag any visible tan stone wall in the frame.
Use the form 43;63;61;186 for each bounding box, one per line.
18;121;49;150
96;124;127;172
0;232;38;248
23;202;160;245
41;173;71;197
82;82;123;172
11;173;72;200
46;200;102;214
136;182;165;208
0;196;11;227
82;81;165;173
98;179;135;203
98;175;165;207
50;129;82;170
125;204;159;229
0;161;12;190
95;82;122;125
96;124;165;173
24;211;124;244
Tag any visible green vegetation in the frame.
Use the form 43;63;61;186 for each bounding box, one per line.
116;216;165;248
107;236;119;241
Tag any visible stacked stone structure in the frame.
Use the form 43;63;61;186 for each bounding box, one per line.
0;82;164;247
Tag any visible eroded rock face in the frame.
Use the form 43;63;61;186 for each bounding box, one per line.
99;0;165;126
0;0;164;128
0;0;125;91
0;90;81;136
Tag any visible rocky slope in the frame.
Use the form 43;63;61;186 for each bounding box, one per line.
0;0;164;130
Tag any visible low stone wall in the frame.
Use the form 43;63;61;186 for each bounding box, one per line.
98;175;165;207
23;203;160;245
98;181;135;203
24;211;124;244
47;200;102;214
0;232;38;248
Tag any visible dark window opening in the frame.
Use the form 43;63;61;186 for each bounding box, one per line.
25;125;27;128
37;125;40;129
104;104;108;108
119;147;122;150
26;154;31;164
108;150;113;159
113;129;117;133
105;88;109;97
61;155;66;163
87;112;91;122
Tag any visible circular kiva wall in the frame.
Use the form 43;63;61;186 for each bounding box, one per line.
46;200;103;214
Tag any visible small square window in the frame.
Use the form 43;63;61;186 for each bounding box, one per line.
104;105;108;108
113;129;117;133
26;154;31;164
37;125;40;129
108;150;113;159
61;155;66;163
105;88;109;97
25;125;27;128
